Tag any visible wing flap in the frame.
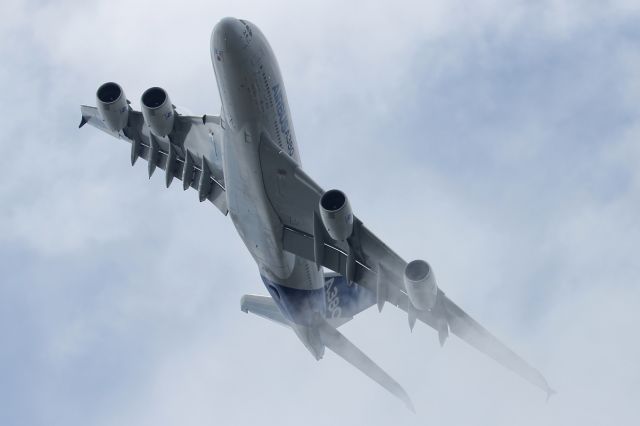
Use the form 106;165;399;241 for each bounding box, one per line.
80;106;228;214
261;132;553;396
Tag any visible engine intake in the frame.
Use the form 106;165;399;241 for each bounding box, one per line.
404;259;438;310
141;87;175;136
96;82;129;132
319;189;353;241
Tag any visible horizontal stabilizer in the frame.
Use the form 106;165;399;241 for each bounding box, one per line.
317;320;415;412
240;294;290;328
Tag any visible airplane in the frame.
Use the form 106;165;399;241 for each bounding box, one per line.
79;17;553;411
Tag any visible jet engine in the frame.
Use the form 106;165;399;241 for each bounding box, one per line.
319;189;353;241
404;259;438;310
96;82;129;132
141;87;175;136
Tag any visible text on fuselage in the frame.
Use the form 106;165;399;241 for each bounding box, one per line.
272;84;295;157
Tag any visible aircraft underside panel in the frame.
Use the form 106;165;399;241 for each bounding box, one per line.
323;274;376;327
261;276;325;326
80;106;228;214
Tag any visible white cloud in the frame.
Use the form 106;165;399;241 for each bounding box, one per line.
1;1;639;425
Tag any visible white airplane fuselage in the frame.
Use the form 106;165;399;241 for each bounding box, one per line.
79;17;554;404
211;18;325;350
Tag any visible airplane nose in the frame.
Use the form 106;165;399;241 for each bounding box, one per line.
212;17;252;56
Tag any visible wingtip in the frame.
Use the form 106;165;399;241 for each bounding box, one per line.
546;387;557;402
403;394;416;413
79;115;88;128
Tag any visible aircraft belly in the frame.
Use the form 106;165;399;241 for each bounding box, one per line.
223;128;290;277
219;38;322;291
224;125;322;292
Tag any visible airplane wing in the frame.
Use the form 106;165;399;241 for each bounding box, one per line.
240;292;415;411
257;133;554;397
79;106;228;214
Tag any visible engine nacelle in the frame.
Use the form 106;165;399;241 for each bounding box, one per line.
404;260;438;310
96;82;129;132
141;87;175;137
319;189;354;241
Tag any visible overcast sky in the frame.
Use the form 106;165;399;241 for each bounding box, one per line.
1;1;639;425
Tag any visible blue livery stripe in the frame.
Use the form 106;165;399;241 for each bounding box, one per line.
261;276;326;326
324;275;376;320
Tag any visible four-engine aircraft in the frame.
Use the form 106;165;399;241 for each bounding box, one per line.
79;17;553;410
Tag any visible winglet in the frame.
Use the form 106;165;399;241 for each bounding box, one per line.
79;115;88;128
546;387;557;402
407;398;416;414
